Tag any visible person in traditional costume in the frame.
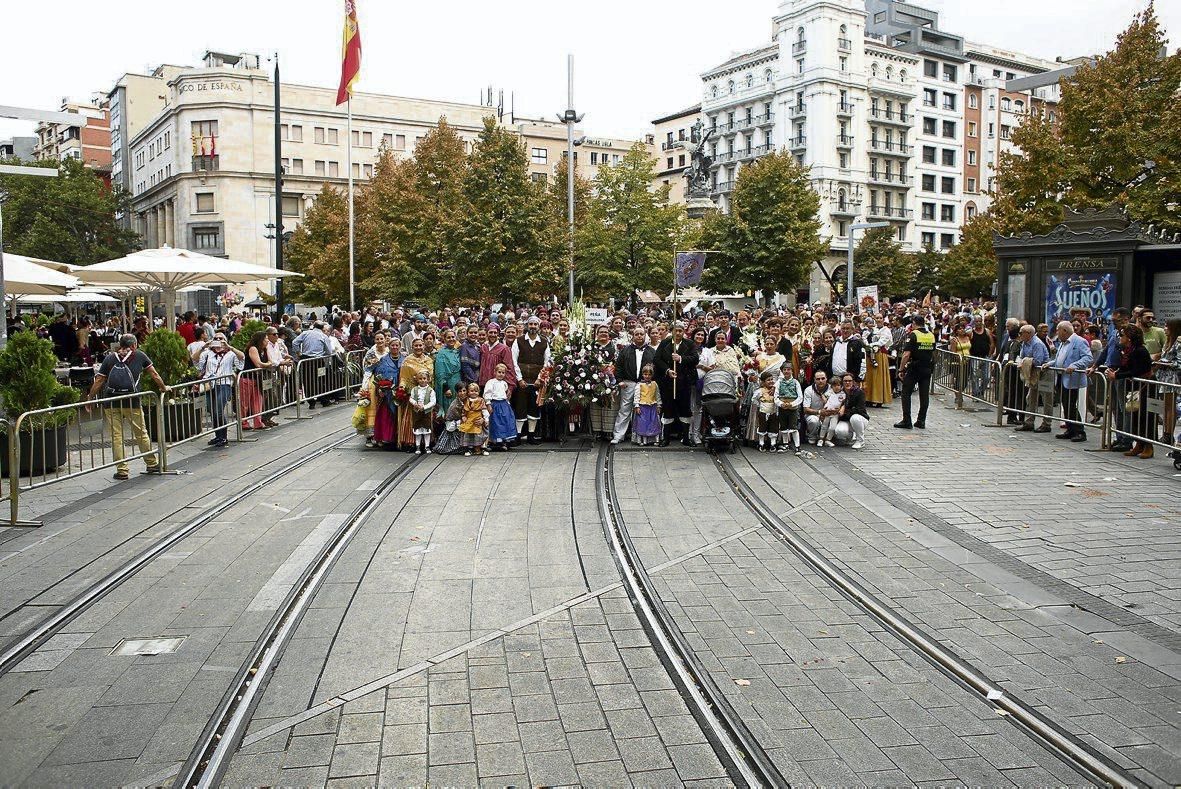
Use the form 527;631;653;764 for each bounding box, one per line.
755;370;780;452
370;342;401;448
688;327;708;446
512;316;551;445
653;321;698;446
397;338;434;449
484;363;517;450
776;359;804;454
433;394;465;455
632;364;662;445
588;325;619;440
358;332;392;446
434;329;462;419
409;369;437;454
478;324;516;391
458;382;489;456
863;314;894;406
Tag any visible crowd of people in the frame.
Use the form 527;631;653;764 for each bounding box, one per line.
39;294;1181;477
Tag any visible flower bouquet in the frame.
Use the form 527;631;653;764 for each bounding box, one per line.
394;385;409;403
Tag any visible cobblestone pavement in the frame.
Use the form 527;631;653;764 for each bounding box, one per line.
0;390;1178;786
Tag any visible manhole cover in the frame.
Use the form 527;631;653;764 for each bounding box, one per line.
110;637;186;656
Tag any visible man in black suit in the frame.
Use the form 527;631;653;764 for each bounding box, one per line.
653;321;698;446
612;327;655;445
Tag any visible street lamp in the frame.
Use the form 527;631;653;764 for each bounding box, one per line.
556;55;583;308
846;220;889;306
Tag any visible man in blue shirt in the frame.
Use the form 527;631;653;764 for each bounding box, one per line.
1049;321;1093;442
292;322;335;409
1095;307;1132;451
1014;324;1052;433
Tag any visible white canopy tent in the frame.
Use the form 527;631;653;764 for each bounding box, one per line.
70;247;300;331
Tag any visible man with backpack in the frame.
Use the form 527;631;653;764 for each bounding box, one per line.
85;334;167;480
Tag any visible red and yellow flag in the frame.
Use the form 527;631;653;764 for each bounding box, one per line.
336;0;362;105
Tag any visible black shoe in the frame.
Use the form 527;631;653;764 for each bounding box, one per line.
307;402;317;410
145;466;163;474
1110;443;1132;453
1055;432;1073;440
1071;433;1088;443
527;434;540;445
913;422;925;429
112;470;129;481
657;439;669;447
894;421;913;430
1033;425;1051;433
208;437;223;445
1014;425;1034;432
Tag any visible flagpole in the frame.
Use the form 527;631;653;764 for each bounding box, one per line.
347;97;355;312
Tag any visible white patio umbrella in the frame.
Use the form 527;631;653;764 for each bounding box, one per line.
70;247;300;331
3;253;79;298
16;290;118;305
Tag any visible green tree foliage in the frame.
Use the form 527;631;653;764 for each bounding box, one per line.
577;143;687;301
940;213;1001;297
993;3;1181;234
139;329;195;389
910;244;944;299
283;185;351;306
704;152;827;302
452;118;556;302
0;158;139;264
852;226;915;298
547;153;593;292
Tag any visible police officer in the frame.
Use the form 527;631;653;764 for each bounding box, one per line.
895;315;936;430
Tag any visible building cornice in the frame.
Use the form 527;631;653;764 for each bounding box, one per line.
703;46;779;80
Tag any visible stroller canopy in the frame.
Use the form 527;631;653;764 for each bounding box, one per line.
701;368;738;400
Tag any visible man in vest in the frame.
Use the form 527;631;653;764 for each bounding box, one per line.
512;316;551;444
653;321;698;446
895;315;936;430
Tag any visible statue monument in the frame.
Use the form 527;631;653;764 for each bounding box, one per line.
682;119;718;218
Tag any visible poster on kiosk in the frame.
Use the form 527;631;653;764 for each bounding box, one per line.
1045;271;1116;328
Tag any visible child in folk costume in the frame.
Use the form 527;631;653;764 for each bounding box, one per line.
633;364;662;446
433;395;465;455
409;370;437;454
483;363;518;451
458;382;489;457
755;371;780;452
821;376;846;448
776;360;804;454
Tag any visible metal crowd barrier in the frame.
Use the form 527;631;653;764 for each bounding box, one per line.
997;362;1110;445
236;365;299;434
1109;376;1181;453
294;354;350;416
345;349;366;395
155;373;239;466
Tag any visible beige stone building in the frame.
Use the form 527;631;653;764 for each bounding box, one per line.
33;99;112;178
512;118;650;187
651;105;702;205
108;64;190;207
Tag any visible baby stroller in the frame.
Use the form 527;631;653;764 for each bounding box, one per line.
700;368;739;454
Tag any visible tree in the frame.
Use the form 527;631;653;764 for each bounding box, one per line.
940;213;1000;297
992;4;1181;234
284;185;352;306
452;117;557;302
546;152;593;298
706;152;828;302
910;244;944;299
0;158;139;263
852;226;915;298
577;143;687;301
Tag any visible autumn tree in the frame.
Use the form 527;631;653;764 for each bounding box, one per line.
940;213;1000;297
852;226;915;299
283;185;352;306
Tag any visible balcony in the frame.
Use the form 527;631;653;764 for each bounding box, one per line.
789;104;806;118
831;202;857;218
713;180;734;194
789;135;806;151
869;139;912;156
792;40;807;55
713;149;736;165
867;76;915;98
661;140;685;151
868;172;912;187
755;113;775;126
736;143;774;161
836;135;854;148
837;37;852;53
837;101;853;116
869;108;910;125
866;205;913;220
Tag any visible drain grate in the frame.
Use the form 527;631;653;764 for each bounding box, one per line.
110;636;186;656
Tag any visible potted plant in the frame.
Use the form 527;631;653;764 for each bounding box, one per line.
139;329;200;443
230;319;268;351
0;331;81;476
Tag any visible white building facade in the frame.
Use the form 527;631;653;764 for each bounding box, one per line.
698;0;1060;302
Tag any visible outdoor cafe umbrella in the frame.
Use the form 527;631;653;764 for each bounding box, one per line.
3;253;79;299
70;247;301;331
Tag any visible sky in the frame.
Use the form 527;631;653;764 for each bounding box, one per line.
0;0;1175;142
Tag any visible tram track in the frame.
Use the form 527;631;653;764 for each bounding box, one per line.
597;443;785;788
173;452;432;789
712;448;1141;789
0;425;359;678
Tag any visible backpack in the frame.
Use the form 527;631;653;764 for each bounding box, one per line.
105;350;139;396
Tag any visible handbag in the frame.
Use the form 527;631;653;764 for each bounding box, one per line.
1123;387;1140;414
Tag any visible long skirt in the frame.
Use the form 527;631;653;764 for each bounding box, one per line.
864;351;893;405
459;429;486;448
434;426;462;455
633;404;661;438
397;402;415;447
589;399;617;438
743;385;760;443
488;400;517;442
373;400;398;445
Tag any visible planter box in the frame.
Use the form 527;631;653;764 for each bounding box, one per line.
142;399;200;444
0;425;68;477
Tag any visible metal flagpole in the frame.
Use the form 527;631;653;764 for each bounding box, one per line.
347;97;355;312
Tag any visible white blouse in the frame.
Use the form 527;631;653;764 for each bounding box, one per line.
483;379;511;402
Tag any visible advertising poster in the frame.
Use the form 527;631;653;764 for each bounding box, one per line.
1153;270;1181;322
855;285;879;314
1044;272;1116;328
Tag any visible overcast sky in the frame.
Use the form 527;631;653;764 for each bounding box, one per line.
1;0;1175;142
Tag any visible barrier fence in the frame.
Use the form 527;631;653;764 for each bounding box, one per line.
1109;376;1181;454
2;351;359;527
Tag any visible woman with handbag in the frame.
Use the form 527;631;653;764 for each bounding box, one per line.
1109;325;1154;459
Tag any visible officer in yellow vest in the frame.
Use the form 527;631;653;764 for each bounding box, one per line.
895;315;936;430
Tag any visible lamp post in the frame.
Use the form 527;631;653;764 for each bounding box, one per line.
556;55;583;308
846;220;889;306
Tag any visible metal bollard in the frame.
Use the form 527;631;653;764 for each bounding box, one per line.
156;392;168;472
8;423;19;528
995;363;1006;427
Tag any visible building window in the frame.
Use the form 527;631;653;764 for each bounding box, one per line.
314;127;326;144
942;93;957;110
530;147;548;165
922;146;936;164
966;203;977;219
351;130;373;147
352;163;361;178
382;133;393;148
942;120;956;138
282;196;301;217
923;117;936;135
941;205;956;222
923;88;937;107
765;69;773;84
678;154;686;167
837;189;847;211
327;128;339;144
969;94;978;109
941;149;956;166
728;80;735;95
968;122;977;137
531;172;547;184
943;64;957;82
941;176;955;194
329;161;339;177
839;57;847;72
838;220;847;236
921;174;935;191
921;202;935;220
988;123;995;138
194;192;215;213
192;155;218;171
395;134;406;150
839;152;848;168
967;150;977;166
967;177;977;192
922;231;935;247
363;164;373;178
665;156;672;169
797;59;805;74
315;160;326;175
290;158;304;174
940;233;954;248
290;125;303;142
923;59;938;78
193;227;220;250
1000;125;1011;140
1001;97;1011;112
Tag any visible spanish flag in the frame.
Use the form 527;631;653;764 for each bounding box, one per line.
335;0;362;105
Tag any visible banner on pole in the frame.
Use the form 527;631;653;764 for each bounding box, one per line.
674;252;706;288
855;285;879;314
